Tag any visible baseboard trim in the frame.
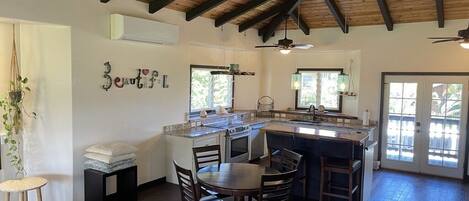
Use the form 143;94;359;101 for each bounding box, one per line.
138;177;166;192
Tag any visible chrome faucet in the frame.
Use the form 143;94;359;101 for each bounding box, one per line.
308;105;316;120
308;104;316;113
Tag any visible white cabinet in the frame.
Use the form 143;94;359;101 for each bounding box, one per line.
165;132;224;184
362;141;377;201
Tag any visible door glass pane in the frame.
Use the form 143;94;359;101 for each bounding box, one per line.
387;116;401;144
403;83;417;98
427;83;463;168
402;100;417;115
390;83;403;98
389;99;402;114
386;82;417;162
400;146;414;162
386;144;399;160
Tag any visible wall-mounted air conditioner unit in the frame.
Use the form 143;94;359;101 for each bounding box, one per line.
110;14;179;45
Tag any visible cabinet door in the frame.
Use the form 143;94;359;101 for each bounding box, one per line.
194;134;220;147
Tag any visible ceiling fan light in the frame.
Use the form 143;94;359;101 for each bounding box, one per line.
280;49;291;55
460;41;469;49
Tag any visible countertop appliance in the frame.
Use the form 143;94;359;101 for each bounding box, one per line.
204;120;251;163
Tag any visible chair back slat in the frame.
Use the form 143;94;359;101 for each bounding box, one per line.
259;170;297;201
193;145;221;171
174;161;198;201
280;149;303;173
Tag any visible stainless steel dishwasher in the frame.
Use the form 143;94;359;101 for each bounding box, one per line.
249;123;265;160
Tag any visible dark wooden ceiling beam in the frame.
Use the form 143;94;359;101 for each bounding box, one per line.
325;0;349;33
376;0;393;31
238;5;283;32
149;0;175;14
436;0;445;28
100;0;110;3
289;9;310;35
262;0;302;42
215;0;269;27
262;14;287;43
186;0;227;21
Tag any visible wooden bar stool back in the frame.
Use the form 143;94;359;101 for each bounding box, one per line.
0;177;48;201
319;141;361;201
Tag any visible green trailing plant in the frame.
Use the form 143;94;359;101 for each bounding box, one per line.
0;75;36;177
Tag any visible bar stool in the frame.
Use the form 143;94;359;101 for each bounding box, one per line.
0;177;48;201
266;133;308;199
319;141;361;201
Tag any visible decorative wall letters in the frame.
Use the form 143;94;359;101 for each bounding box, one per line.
102;61;169;91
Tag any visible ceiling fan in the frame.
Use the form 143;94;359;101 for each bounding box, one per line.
255;17;314;54
428;23;469;49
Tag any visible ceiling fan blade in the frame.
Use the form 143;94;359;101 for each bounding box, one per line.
292;44;314;49
255;45;279;48
432;39;461;44
428;37;462;40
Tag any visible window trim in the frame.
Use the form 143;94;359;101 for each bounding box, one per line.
189;65;235;115
294;68;344;113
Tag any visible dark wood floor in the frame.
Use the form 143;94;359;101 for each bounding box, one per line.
138;170;469;201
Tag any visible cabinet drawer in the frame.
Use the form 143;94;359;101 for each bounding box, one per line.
194;134;220;147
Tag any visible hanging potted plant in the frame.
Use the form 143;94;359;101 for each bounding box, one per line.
0;24;36;177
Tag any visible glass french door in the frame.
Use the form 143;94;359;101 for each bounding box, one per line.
381;75;468;179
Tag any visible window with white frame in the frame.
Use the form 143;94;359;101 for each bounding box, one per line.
296;69;343;112
190;66;234;113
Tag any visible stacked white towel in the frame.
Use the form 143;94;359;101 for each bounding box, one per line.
84;142;138;173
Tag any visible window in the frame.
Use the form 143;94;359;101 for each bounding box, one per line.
190;65;234;113
295;68;343;112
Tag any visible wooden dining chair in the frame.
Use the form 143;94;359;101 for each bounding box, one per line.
192;145;225;198
266;148;307;200
193;145;222;171
258;170;297;201
173;161;227;201
279;148;303;172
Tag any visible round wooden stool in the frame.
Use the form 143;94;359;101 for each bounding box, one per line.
0;177;48;201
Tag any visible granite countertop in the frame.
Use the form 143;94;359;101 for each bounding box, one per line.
164;126;226;138
262;123;370;144
269;119;376;131
164;117;375;139
270;109;359;120
241;118;270;126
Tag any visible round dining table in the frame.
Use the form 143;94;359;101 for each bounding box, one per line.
196;163;279;201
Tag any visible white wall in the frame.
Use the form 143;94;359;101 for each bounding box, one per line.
70;3;263;201
0;1;264;201
264;19;469;121
262;50;361;116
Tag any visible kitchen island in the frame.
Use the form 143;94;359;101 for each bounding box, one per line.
263;122;376;201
